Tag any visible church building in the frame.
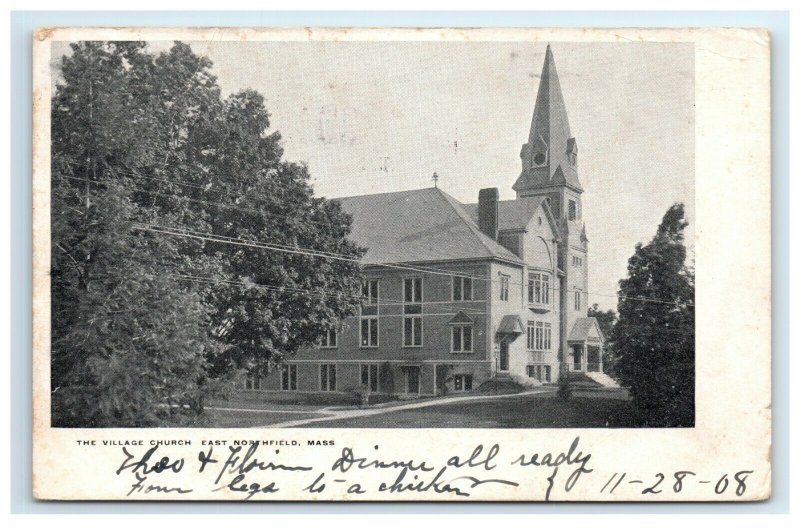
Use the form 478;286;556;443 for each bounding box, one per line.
249;45;606;396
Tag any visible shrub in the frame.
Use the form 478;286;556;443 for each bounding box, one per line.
476;379;525;395
353;385;372;407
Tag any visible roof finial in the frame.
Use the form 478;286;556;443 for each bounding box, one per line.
432;172;439;188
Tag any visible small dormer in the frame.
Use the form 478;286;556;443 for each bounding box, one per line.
566;137;578;167
530;134;549;168
520;133;549;170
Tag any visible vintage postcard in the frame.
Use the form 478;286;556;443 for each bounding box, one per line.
32;27;771;501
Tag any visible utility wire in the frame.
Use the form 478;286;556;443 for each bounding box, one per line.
135;223;693;307
55;174;693;306
54;173;352;232
166;272;487;315
84;267;488;316
81;270;694;335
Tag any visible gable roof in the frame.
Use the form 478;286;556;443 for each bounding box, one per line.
462;196;546;232
514;163;583;195
448;311;474;325
568;317;604;343
497;315;525;335
334;187;524;266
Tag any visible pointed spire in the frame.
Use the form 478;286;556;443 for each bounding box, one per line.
528;44;571;147
514;45;583;194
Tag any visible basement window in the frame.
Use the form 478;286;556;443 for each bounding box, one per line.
527;364;552;383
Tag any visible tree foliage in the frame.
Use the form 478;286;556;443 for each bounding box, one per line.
587;303;617;371
609;203;695;427
587;303;616;341
51;42;364;427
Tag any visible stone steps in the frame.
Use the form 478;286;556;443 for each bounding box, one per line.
563;371;603;387
584;371;622;388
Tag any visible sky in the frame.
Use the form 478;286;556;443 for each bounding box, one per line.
51;40;695;310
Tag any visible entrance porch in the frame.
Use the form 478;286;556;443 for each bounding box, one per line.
568;343;603;373
567;317;606;373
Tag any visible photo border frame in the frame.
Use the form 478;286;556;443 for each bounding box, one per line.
9;9;790;514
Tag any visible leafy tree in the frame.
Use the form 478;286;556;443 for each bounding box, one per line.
51;42;363;426
610;204;695;427
587;303;616;341
587;303;617;371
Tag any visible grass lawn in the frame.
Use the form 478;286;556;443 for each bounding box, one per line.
210;391;399;410
202;408;330;428
307;393;646;428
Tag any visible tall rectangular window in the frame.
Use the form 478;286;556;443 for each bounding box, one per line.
528;272;550;305
452;276;473;301
527;323;534;350
404;314;423;347
322;328;337;348
542;274;550;303
451;324;473;353
500;275;510;301
568;199;577;221
360;317;378;347
281;364;297;391
543;322;552;350
574;290;582;311
362;279;379;305
320;364;337;391
527;321;552;351
403;277;423;347
404;277;422;303
245;373;260;390
360;363;379;392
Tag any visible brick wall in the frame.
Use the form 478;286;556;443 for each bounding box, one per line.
294;261;492;363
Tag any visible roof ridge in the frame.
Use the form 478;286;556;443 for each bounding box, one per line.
331;186;435;202
434;188;523;264
462;197;530;207
463;195;547;233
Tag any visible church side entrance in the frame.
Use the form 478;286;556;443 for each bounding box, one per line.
499;340;510;372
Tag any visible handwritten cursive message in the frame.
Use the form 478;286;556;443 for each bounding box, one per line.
107;437;757;501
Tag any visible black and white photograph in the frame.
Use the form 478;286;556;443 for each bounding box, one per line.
29;25;773;502
47;39;697;429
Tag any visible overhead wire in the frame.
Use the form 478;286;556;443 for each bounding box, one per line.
134;223;694;307
54;173;693;306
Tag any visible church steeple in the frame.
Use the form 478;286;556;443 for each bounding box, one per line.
513;45;583;195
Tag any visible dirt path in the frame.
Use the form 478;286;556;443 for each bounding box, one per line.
205;406;322;414
258;388;557;428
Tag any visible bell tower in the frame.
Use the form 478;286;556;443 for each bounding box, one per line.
514;45;583;206
514;45;589;365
